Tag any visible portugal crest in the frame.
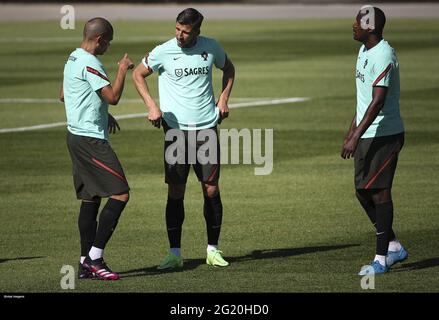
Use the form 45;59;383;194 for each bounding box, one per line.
175;68;183;77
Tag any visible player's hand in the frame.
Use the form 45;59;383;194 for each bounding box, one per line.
148;106;163;129
108;114;120;134
341;135;359;159
342;131;352;146
217;99;229;124
118;53;134;70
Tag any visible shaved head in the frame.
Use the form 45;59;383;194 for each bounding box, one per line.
83;17;113;41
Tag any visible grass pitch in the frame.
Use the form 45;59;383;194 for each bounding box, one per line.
0;18;438;293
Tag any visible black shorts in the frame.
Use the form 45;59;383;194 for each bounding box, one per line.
354;132;404;190
67;132;130;200
162;120;220;185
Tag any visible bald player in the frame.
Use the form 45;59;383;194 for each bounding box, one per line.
341;7;407;275
61;17;134;280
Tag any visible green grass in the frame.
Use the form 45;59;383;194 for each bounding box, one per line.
0;19;439;292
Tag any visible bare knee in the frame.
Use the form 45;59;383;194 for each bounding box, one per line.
202;183;219;198
168;184;186;199
111;193;130;203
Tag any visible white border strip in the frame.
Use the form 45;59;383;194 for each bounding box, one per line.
0;97;310;133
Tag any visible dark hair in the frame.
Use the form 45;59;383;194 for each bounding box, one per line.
176;8;204;30
83;17;113;40
372;7;386;36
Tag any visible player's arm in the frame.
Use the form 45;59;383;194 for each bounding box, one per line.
132;61;162;128
341;86;388;159
59;82;64;102
217;57;235;123
344;113;357;142
100;54;134;106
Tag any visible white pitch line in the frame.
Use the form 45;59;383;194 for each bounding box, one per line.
0;98;62;104
0;97;274;104
229;97;309;108
0;97;310;133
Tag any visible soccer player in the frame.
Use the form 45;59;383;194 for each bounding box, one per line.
132;8;235;269
341;7;408;275
61;17;134;280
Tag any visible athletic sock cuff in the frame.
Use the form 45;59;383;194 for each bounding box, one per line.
81;201;100;211
107;198;127;212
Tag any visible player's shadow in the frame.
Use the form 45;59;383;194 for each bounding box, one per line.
390;257;439;273
119;244;358;278
0;256;45;264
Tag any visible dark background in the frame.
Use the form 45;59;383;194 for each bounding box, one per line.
2;0;439;4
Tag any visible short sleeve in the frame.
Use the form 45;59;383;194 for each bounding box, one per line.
371;55;393;87
142;46;162;72
212;40;227;69
84;58;110;92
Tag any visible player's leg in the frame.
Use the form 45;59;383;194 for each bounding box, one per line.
69;134;130;280
158;124;189;270
157;184;186;270
194;126;228;267
158;183;186;269
356;189;397;240
370;188;407;269
67;133;100;279
368;187;393;270
77;197;100;279
202;182;222;248
93;192;130;256
200;181;228;266
85;192;129;280
370;134;406;268
200;182;228;267
358;133;406;275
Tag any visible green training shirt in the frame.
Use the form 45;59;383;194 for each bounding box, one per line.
143;36;227;130
355;39;404;138
63;48;110;140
